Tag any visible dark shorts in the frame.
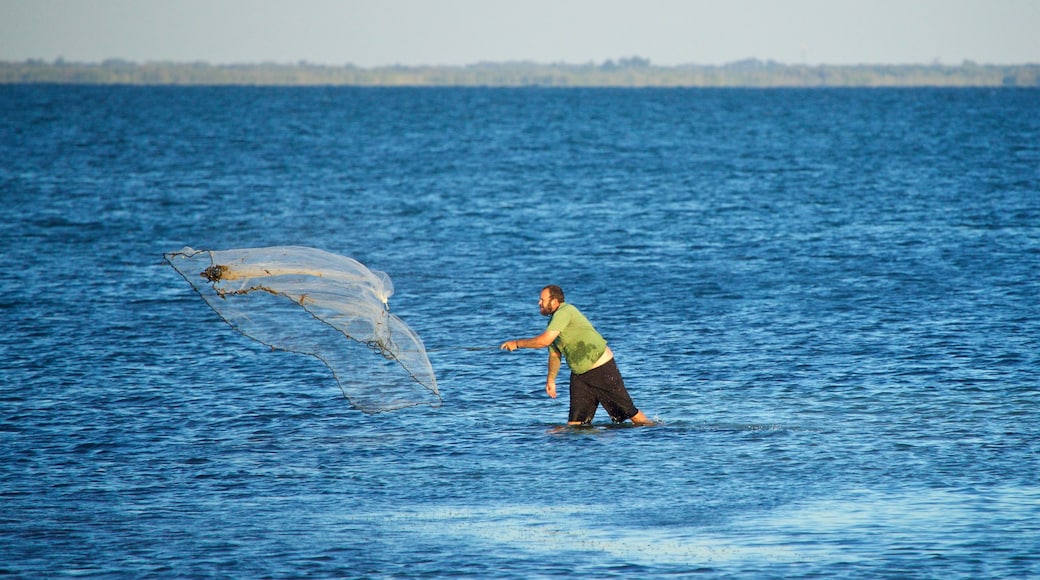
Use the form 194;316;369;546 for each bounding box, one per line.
568;358;639;424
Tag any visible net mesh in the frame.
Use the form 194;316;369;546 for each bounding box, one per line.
164;246;440;413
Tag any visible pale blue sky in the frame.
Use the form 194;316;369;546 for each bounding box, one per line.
2;0;1038;66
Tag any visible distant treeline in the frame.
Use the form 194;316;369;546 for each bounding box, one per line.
3;58;1039;88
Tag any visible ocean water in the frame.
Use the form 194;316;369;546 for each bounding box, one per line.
1;85;1038;578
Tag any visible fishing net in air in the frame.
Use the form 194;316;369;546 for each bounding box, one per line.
164;246;440;413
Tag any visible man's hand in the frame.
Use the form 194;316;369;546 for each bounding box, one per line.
499;340;519;351
546;379;557;399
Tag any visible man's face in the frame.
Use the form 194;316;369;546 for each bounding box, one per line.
538;289;559;316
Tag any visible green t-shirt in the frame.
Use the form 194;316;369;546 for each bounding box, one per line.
546;303;607;375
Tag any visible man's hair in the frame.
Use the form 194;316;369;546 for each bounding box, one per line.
543;285;565;303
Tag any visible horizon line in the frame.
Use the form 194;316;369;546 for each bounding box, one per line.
8;57;1040;69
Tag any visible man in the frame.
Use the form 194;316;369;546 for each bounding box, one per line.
500;285;653;426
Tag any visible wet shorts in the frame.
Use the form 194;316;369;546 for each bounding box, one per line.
568;358;639;424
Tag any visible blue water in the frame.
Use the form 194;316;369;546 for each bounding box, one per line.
2;85;1039;578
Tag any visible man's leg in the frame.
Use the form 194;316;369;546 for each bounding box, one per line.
628;410;655;425
590;359;654;425
568;373;598;425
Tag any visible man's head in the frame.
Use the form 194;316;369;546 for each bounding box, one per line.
539;285;565;316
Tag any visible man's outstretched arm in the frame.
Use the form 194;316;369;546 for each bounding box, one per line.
500;329;560;351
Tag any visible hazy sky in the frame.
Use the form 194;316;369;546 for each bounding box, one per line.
2;0;1038;67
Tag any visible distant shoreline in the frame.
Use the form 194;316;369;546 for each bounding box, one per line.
3;58;1038;87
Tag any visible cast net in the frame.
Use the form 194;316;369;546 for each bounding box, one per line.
164;246;440;413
